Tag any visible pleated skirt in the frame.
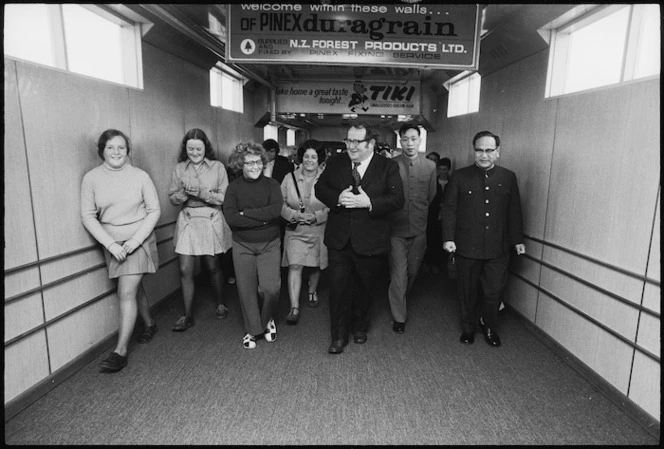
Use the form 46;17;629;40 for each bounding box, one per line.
173;207;232;256
104;231;159;279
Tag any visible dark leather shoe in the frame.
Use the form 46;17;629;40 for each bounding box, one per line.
478;318;501;347
353;333;367;344
392;321;405;334
484;328;501;347
328;339;348;354
459;332;475;344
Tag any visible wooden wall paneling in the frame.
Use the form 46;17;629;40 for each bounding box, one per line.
4;293;44;342
505;278;539;322
539;264;639;341
4;331;50;403
213;108;258;162
641;284;660;314
3;60;40;269
42;266;114;321
499;51;556;240
39;247;104;285
438;116;473;170
16;63;132;260
4;268;41;300
635;312;660;357
536;292;633;393
545;80;660;275
541;245;645;307
471;68;509;144
645;190;660;282
182;62;215;147
129;45;187;227
628;352;660;420
47;295;119;372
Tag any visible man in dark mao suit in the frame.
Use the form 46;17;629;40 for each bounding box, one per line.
442;131;525;347
315;122;404;354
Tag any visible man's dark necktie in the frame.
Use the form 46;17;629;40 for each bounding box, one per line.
352;162;361;193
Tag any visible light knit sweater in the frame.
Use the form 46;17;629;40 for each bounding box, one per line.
80;162;161;249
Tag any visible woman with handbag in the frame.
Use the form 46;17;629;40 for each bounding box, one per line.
280;140;329;324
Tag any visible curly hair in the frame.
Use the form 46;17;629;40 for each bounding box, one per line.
228;142;268;173
296;139;326;164
178;128;216;162
97;129;130;160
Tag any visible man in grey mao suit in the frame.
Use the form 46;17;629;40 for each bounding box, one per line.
442;130;525;347
315;122;404;354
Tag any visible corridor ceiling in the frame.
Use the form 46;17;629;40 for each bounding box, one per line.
124;3;579;131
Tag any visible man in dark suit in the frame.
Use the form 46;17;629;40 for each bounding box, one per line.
442;130;525;347
315;122;404;354
262;139;294;184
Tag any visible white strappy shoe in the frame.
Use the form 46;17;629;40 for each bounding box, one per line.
242;334;256;349
264;318;277;342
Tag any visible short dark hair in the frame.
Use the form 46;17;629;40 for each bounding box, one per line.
472;131;500;148
297;139;326;164
440;157;451;169
426;152;441;163
349;122;378;144
97;129;131;160
398;122;420;137
178;128;216;162
262;139;280;153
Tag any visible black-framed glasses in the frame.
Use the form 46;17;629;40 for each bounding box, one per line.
474;148;497;155
243;160;263;167
344;138;369;147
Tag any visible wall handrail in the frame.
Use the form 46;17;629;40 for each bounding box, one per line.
3;255;179;349
520;253;660;319
4;237;175;305
510;272;660;364
524;234;660;287
4;220;176;276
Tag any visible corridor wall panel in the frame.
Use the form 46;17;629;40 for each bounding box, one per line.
47;296;119;372
3;61;40;269
4;269;41;302
506;278;539;322
16;64;131;260
629;353;660;420
499;52;556;241
537;292;632;394
128;46;186;226
42;267;113;321
539;265;639;340
4;332;50;403
545;80;660;276
183;61;215;145
39;249;104;285
4;294;43;343
635;314;660;357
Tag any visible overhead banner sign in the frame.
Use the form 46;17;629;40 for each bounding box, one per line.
276;80;420;115
227;3;481;69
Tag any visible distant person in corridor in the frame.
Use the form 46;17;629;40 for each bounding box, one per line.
315;122;404;354
81;129;160;372
388;123;437;334
442;131;525;347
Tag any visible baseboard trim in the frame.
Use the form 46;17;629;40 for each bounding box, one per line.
4;288;180;422
509;306;661;440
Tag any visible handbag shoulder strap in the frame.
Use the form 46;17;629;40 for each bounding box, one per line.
291;171;304;210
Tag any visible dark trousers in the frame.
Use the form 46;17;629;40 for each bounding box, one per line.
456;253;509;333
327;243;386;341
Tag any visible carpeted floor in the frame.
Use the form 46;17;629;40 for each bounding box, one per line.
4;267;659;445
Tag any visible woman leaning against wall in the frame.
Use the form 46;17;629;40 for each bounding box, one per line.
80;129;161;373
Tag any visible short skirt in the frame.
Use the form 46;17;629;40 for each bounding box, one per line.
174;206;232;256
104;231;159;279
281;226;328;269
